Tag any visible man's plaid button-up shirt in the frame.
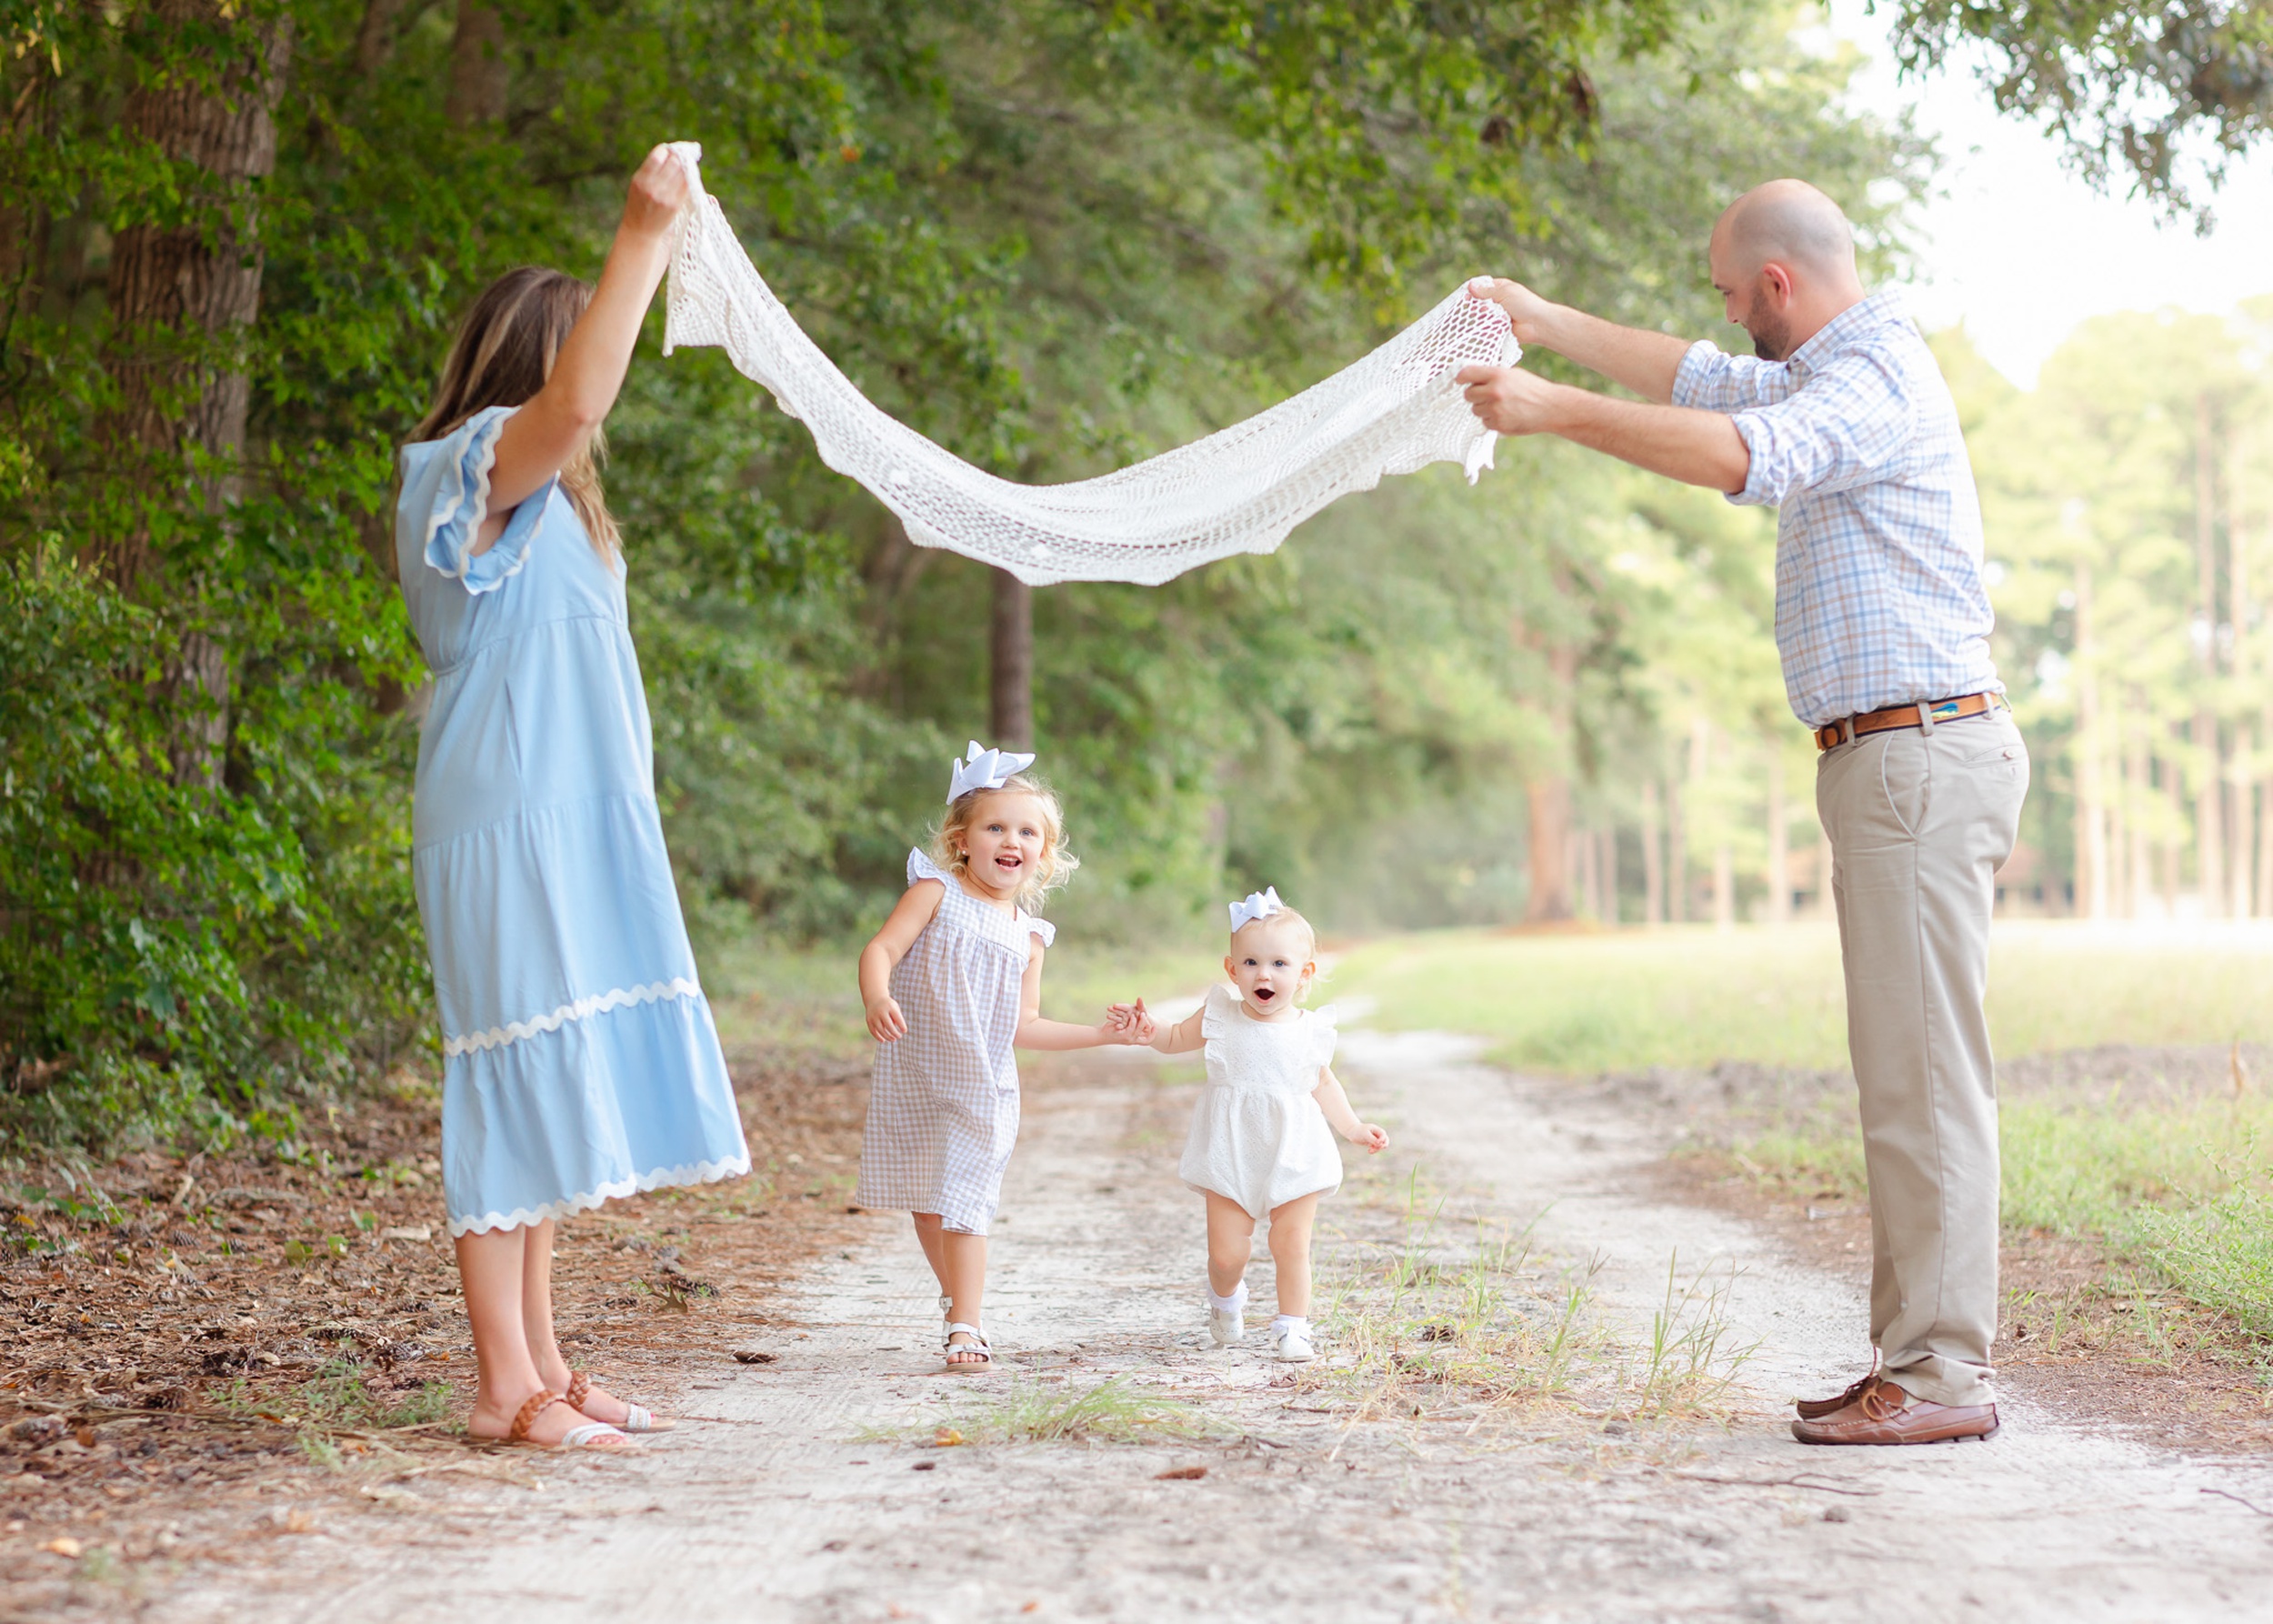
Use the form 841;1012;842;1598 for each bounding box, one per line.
1673;289;2003;728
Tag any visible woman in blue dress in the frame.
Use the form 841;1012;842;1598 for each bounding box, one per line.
396;145;749;1449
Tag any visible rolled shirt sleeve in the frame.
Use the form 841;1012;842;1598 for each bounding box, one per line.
1655;291;2002;727
1727;349;1918;507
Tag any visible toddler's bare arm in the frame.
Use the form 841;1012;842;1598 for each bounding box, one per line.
1313;1067;1388;1152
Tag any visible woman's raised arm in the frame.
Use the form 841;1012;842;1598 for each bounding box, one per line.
481;145;689;525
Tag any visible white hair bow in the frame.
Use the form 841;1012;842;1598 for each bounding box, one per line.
947;740;1036;803
1228;887;1285;931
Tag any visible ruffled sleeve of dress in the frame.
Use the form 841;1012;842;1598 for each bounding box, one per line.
1019;912;1056;948
1199;982;1237;1041
406;404;554;596
1306;1005;1340;1070
906;847;955;887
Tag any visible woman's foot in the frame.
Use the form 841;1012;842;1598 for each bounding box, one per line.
468;1387;634;1449
944;1323;992;1369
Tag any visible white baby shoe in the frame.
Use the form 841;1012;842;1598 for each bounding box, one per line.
1268;1318;1316;1362
1207;1292;1246;1347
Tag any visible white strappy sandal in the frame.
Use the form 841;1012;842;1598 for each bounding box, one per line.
942;1322;992;1370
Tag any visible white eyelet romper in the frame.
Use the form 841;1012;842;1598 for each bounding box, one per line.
1177;984;1341;1219
855;849;1054;1236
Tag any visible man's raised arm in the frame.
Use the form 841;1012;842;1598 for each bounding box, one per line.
1467;278;1694;404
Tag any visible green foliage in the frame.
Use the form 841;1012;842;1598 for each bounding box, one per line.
1887;0;2273;222
0;0;1916;1145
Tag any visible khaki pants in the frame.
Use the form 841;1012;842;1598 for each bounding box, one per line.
1817;708;2028;1408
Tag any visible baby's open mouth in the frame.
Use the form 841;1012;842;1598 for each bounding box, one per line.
1252;987;1277;1002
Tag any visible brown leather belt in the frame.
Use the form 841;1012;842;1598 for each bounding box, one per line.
1814;692;2006;752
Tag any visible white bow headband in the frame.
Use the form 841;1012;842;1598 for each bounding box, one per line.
1228;887;1285;931
947;740;1036;803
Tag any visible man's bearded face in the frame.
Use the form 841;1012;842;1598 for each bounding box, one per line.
1744;277;1794;362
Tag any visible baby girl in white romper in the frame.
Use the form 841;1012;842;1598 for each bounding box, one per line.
855;743;1149;1369
1144;888;1387;1360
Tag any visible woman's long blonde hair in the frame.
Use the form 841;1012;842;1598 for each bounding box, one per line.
410;266;620;557
928;775;1079;910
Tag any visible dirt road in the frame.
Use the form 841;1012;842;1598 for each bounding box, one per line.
149;1035;2273;1622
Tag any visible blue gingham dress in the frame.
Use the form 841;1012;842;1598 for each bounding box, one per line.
856;849;1055;1235
396;406;750;1237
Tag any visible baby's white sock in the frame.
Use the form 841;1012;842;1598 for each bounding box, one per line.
1209;1285;1247;1313
1270;1313;1308;1337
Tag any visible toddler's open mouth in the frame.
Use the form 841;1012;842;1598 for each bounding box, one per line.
1251;987;1277;1003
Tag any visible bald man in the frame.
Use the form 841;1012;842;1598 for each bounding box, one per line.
1461;180;2028;1447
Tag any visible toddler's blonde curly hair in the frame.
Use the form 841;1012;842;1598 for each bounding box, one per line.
927;774;1079;910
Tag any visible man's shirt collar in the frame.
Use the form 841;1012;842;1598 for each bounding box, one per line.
1786;288;1909;380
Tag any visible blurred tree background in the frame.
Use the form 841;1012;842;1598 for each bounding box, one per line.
3;0;2266;1146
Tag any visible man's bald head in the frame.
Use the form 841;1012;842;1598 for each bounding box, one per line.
1714;179;1857;281
1707;179;1867;361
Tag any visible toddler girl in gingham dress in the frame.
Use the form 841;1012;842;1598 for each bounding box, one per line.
856;743;1150;1368
1138;888;1387;1361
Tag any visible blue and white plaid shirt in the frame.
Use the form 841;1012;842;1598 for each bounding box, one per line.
1673;289;2002;728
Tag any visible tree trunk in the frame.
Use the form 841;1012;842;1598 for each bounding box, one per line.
1523;777;1572;923
2161;747;2183;917
1597;827;1617;925
2123;710;2149;918
355;0;413;78
1639;779;1664;926
99;0;292;787
2231;495;2256;918
988;567;1033;750
1712;843;1735;929
2195;393;2226;916
1666;770;1687;924
2073;562;2108;919
1764;744;1789;925
446;0;508;126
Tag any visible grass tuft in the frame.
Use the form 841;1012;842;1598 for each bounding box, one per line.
923;1378;1227;1446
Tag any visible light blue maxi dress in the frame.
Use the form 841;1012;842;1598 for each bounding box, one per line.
396;405;750;1236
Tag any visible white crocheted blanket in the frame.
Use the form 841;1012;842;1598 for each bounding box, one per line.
661;144;1517;586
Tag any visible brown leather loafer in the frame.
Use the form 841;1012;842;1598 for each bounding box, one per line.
1791;1380;1998;1446
1795;1371;1882;1420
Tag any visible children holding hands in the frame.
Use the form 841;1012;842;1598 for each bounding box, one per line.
855;742;1380;1369
855;744;1152;1370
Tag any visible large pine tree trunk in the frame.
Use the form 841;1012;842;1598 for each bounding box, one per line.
2072;562;2108;918
2194;396;2226;916
99;1;292;786
1520;644;1578;924
989;567;1033;750
446;1;508;125
1638;778;1664;925
1523;776;1571;923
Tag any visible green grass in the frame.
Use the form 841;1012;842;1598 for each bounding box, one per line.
1332;922;2273;1074
1307;1169;1754;1426
1333;922;2273;1346
911;1377;1227;1445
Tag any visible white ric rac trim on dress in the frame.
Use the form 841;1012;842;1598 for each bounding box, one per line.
446;1151;751;1238
442;977;704;1057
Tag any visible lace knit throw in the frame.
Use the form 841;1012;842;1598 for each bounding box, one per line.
660;144;1518;586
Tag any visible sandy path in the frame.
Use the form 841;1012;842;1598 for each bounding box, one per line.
151;1038;2273;1623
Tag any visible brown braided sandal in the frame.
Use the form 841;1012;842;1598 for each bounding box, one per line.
564;1369;674;1433
499;1388;632;1449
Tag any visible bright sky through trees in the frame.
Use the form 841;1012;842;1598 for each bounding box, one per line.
1820;0;2273;386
